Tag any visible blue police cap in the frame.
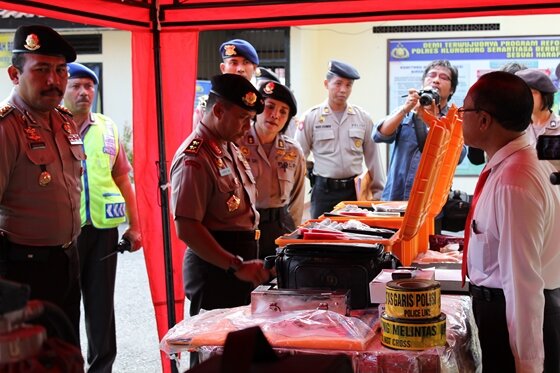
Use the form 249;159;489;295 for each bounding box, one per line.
516;69;557;94
210;74;264;114
219;39;259;65
259;80;297;119
67;62;99;85
12;25;76;63
328;60;360;80
256;67;280;83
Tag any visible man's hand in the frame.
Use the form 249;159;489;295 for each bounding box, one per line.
234;259;272;286
123;227;142;252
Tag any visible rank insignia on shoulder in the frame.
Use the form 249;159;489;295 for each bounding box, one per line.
185;138;203;155
0;104;14;119
56;105;73;117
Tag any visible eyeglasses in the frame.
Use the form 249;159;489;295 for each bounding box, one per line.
426;71;451;81
457;107;478;119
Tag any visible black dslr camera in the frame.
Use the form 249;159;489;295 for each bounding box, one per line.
418;88;440;106
536;135;560;185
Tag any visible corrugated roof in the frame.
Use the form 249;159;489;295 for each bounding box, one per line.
0;10;41;19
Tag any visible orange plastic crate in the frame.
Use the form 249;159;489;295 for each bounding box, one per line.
275;107;464;266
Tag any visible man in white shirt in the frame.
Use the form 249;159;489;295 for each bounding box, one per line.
461;71;560;373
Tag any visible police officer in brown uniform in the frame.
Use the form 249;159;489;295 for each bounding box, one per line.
239;81;305;259
0;25;85;344
171;73;271;318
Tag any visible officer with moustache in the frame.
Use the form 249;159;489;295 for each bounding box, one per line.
0;25;85;345
171;74;271;318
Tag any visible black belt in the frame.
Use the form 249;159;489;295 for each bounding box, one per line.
7;240;74;251
470;284;505;302
258;207;286;223
315;175;357;191
210;230;259;241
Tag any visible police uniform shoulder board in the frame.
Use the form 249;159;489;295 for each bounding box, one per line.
184;138;203;155
56;104;73;117
0;103;14;119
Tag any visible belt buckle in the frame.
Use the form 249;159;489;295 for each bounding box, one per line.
61;241;72;249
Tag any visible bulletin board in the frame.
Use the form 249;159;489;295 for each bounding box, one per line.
388;35;560;175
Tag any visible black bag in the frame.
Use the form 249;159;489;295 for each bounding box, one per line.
187;326;353;373
274;243;401;309
442;190;472;232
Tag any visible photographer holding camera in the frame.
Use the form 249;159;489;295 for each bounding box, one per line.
373;60;466;201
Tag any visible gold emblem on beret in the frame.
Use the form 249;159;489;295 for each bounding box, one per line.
264;82;275;95
223;45;237;56
24;33;41;51
242;92;257;107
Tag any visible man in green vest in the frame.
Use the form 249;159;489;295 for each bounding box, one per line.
64;62;142;373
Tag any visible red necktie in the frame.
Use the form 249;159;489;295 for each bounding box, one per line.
462;168;491;285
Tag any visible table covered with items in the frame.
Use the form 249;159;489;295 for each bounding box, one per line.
161;294;481;372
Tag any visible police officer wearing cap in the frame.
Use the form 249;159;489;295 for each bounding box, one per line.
0;25;85;345
171;73;271;320
64;62;142;372
238;81;305;259
295;60;385;218
516;68;560;171
193;39;259;126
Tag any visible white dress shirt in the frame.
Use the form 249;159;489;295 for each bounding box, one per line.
467;133;560;373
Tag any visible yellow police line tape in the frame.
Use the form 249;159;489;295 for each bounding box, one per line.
385;279;441;320
381;312;447;350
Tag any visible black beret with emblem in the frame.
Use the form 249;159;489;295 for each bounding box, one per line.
328;59;360;80
12;25;76;63
219;39;259;65
516;68;557;94
210;73;264;114
259;80;297;119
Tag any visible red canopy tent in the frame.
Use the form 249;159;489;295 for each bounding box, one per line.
1;0;559;370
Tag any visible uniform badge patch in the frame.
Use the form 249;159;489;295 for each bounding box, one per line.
24;127;42;141
185;138;203;154
226;194;241;212
354;139;363;148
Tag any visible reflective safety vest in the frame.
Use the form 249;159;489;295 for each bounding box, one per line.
80;113;126;228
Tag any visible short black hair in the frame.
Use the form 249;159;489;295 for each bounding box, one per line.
422;60;459;99
470;71;533;132
11;53;26;72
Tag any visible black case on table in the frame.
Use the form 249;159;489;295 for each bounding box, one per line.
274;242;400;309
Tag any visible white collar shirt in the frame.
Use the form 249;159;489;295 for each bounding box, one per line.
467;133;560;372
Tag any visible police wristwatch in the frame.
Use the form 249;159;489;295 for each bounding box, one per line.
226;255;244;275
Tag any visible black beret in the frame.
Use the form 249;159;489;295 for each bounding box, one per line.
516;69;557;93
219;39;259;65
12;25;76;63
259;80;297;119
67;62;99;84
328;60;360;80
210;74;264;114
256;67;280;83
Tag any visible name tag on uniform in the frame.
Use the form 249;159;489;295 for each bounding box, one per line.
220;167;232;177
67;134;84;145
